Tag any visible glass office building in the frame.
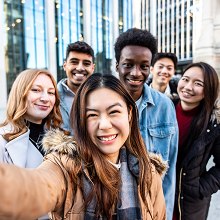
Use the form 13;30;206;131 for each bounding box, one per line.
2;0;133;96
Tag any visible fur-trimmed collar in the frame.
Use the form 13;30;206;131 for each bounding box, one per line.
42;130;168;176
211;98;220;124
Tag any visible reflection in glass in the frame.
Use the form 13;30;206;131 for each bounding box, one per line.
3;0;47;95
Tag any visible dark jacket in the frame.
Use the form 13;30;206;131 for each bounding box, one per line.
175;99;220;220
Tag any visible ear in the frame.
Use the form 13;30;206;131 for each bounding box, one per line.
128;106;133;122
116;62;119;72
92;63;95;73
63;61;67;71
150;66;154;74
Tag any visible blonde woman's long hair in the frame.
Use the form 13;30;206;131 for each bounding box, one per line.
1;69;63;142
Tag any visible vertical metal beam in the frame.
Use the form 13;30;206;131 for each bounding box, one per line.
45;0;57;81
83;0;91;45
158;0;161;52
0;0;7;110
186;0;190;58
132;0;141;29
171;0;174;53
150;0;157;36
181;0;184;59
176;0;179;59
167;0;170;52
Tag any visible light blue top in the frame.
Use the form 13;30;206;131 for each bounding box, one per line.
136;83;178;220
57;78;75;133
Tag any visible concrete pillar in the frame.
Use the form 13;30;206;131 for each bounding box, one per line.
132;0;141;29
0;0;7;112
193;0;214;66
45;0;57;81
150;0;156;36
83;0;91;46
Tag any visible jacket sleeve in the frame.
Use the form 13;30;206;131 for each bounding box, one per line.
0;153;72;220
199;134;220;198
162;122;178;220
152;169;167;220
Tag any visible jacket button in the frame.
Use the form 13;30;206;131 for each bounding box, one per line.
214;124;217;127
183;173;186;175
207;129;210;132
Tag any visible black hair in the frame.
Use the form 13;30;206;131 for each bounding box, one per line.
151;52;178;69
66;41;94;63
114;28;158;63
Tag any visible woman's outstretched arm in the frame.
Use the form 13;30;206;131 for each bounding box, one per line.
0;153;70;220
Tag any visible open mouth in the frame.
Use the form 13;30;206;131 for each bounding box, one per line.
128;79;142;84
98;134;117;142
74;73;85;77
182;91;193;96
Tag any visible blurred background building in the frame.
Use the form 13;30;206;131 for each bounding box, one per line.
1;0;220;112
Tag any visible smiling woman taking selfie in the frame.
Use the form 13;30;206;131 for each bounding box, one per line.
0;73;167;220
173;62;220;220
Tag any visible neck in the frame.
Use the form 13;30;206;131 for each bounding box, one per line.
67;80;79;94
180;101;200;111
130;89;143;102
152;81;167;93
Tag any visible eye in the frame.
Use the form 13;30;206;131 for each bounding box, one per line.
71;61;78;64
141;65;149;70
31;88;40;92
123;63;132;68
87;113;98;118
110;110;120;115
48;91;55;95
182;77;188;82
195;82;204;87
84;62;91;66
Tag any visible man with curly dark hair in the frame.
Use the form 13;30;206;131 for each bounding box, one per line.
57;41;95;133
115;28;178;220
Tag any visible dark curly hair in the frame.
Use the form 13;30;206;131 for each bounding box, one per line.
114;28;158;63
66;41;94;62
151;52;178;69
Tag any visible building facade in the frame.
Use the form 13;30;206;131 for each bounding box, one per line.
0;0;133;109
139;0;203;75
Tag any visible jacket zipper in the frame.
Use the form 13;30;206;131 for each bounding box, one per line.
178;168;183;220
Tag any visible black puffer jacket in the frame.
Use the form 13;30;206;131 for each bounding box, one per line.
174;100;220;220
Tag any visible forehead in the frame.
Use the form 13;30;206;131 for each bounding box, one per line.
32;74;54;87
184;67;204;80
86;88;126;107
154;57;174;66
67;51;93;62
119;45;152;62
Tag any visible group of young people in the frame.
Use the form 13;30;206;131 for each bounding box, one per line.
0;28;219;220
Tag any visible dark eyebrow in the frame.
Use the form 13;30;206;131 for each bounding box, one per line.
125;58;150;63
86;103;122;112
183;76;204;84
69;58;91;63
157;63;174;67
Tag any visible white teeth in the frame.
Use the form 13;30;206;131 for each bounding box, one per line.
99;135;116;141
129;79;141;83
183;91;191;96
75;73;84;77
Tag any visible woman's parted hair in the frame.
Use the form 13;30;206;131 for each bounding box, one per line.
70;73;152;219
1;69;64;141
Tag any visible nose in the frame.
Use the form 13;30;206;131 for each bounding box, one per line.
40;91;49;102
161;67;168;75
130;66;142;77
184;82;193;91
98;115;112;130
76;62;85;71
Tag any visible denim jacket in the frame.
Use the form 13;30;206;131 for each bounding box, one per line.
137;84;178;220
57;79;75;134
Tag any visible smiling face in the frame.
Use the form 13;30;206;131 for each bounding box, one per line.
63;51;95;94
150;57;175;88
86;88;131;163
24;74;56;124
177;67;204;110
116;45;152;101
